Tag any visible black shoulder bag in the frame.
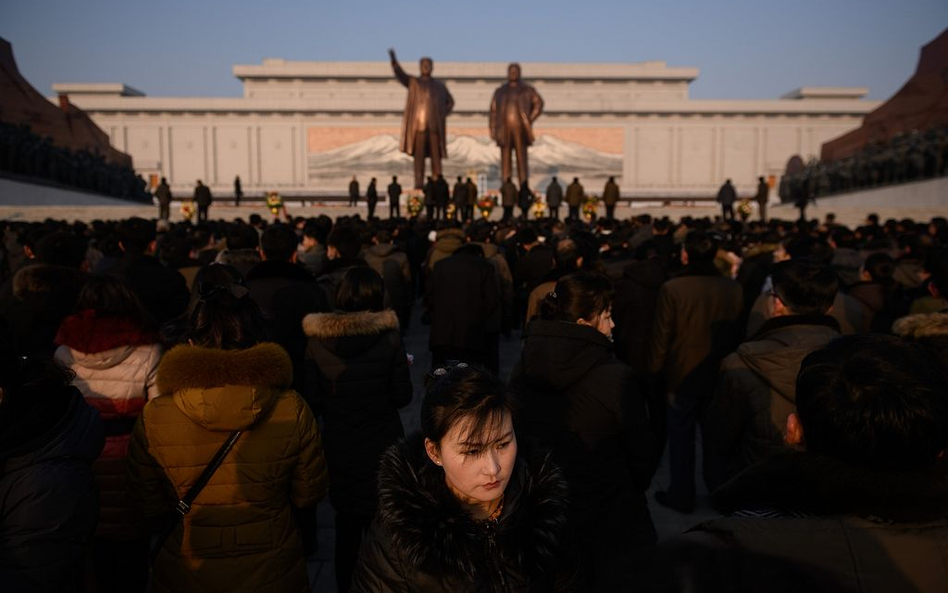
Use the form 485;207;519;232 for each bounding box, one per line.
149;430;243;565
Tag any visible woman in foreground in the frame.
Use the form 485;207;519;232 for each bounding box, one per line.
350;364;572;592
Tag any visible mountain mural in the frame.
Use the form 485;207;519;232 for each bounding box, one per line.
307;133;623;189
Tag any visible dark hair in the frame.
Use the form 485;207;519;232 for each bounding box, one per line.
260;224;298;262
862;252;895;285
327;225;362;260
225;223;260;251
117;217;157;254
34;231;86;268
683;230;719;264
771;260;839;315
422;364;514;448
796;334;948;470
539;271;614;323
553;238;579;270
187;264;268;349
335;266;384;313
76;275;149;324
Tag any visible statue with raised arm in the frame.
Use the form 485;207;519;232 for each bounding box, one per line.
489;63;544;185
389;48;455;189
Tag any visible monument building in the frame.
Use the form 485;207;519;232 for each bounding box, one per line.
52;58;879;199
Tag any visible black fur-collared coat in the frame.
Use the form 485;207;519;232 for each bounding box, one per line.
350;438;572;593
303;309;412;516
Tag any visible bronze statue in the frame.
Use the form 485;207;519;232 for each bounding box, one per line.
489;63;544;185
389;49;455;189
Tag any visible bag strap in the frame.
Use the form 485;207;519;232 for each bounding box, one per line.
174;430;242;517
150;430;242;565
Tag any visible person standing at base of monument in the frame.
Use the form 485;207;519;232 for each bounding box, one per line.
389;49;455;190
434;174;450;220
194;180;212;223
755;176;769;222
501;177;517;222
490;63;544;186
716;179;737;221
546;176;563;220
465;177;478;221
155;177;172;221
423;176;435;221
603;176;620;221
518;180;534;220
452;176;466;221
388;176;401;218
349;176;359;207
234;175;243;207
366;178;379;219
566;177;584;220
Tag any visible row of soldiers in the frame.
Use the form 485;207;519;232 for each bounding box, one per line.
780;126;948;202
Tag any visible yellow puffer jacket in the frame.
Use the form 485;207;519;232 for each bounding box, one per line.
127;342;329;593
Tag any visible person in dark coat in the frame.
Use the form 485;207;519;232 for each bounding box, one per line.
649;231;743;513
545;176;563;220
194;179;212;223
0;327;105;593
387;176;401;219
603;176;620;221
302;267;412;593
246;225;330;394
716;179;736;221
452;176;466;221
702;260;841;490
348;176;359;207
517;181;534;220
423;176;435;221
434;174;450;220
363;228;413;332
108;217;189;325
317;225;369;310
425;243;500;371
233;175;243;206
500;177;517;221
366;178;379;219
465;177;478;221
667;335;948;593
513;272;659;590
155;177;172;220
565;177;584;220
755;176;768;222
351;364;572;593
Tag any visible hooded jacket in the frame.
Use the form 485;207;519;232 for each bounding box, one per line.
126;342;329;593
54;310;162;539
512;319;659;587
892;310;948;368
680;451;948;593
702;315;840;489
350;438;570;593
303;310;411;516
0;384;104;592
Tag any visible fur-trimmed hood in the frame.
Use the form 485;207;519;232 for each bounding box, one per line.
302;309;398;339
892;311;948;339
372;436;569;589
12;263;84;300
156;342;292;431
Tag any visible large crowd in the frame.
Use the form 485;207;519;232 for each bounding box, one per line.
1;208;947;592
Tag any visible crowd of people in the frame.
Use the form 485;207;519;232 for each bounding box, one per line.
1;205;947;592
0;122;152;203
779;125;948;206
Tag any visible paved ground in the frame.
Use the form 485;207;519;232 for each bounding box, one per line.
305;299;719;593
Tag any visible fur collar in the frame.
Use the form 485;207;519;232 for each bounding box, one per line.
892;311;948;339
55;310;157;353
156;342;292;395
713;451;948;523
376;436;568;585
302;309;398;339
13;264;84;299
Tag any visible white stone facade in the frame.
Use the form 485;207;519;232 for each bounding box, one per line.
52;59;879;199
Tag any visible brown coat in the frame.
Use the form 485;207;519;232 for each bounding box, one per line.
648;265;744;396
126;343;329;593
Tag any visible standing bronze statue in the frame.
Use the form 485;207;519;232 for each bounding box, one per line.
489;63;544;186
389;49;455;189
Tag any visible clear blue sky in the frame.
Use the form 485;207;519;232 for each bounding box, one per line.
2;0;945;101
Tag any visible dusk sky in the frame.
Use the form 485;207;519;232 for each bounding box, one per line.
2;1;945;101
